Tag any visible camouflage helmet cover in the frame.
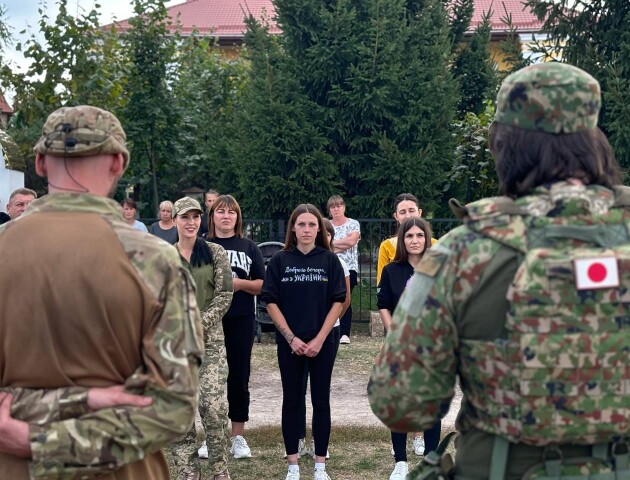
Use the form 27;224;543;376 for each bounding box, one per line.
494;62;601;134
33;105;130;169
173;197;203;218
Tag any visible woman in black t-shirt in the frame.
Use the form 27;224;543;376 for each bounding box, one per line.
377;217;440;480
261;204;346;480
207;195;266;460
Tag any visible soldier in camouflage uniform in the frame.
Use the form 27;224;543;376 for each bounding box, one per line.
169;197;233;480
0;105;204;479
369;63;630;479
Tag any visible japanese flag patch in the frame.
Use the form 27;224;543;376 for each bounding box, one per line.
574;256;619;290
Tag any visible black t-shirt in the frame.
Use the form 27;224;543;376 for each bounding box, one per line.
199;213;209;237
211;235;265;317
261;246;346;343
377;261;414;312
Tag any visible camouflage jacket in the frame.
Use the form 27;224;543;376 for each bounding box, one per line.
0;193;204;479
368;181;630;445
178;241;233;344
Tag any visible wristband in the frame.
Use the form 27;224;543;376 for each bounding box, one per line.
287;334;295;345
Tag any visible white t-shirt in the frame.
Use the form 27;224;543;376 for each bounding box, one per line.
333;218;360;271
334;257;350;328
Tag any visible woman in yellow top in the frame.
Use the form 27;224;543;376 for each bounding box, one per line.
377;193;438;284
376;193;438;457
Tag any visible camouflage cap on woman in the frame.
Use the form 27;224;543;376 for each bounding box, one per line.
33;105;130;170
173;197;203;218
494;62;600;134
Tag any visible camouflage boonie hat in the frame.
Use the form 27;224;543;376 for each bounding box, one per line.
173;197;203;218
494;63;600;134
33;105;130;170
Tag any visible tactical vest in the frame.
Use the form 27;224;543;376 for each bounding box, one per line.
457;186;630;447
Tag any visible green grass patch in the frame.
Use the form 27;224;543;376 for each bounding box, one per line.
166;425;433;480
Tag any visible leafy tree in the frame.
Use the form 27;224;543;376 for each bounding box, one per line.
170;35;248;200
0;2;11;63
120;0;180;216
0;0;125;193
230;17;340;220
525;0;630;178
444;100;498;208
452;10;497;116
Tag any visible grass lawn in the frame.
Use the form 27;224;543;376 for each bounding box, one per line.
165;329;455;479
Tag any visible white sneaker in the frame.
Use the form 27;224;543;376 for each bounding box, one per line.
197;441;208;459
298;438;308;457
389;461;408;480
313;470;331;480
339;335;350;344
230;435;252;459
310;438;330;459
413;436;425;456
285;469;300;480
285;438;308;458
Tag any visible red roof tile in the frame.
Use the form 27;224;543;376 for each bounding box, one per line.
469;0;543;33
0;94;12;114
111;0;280;37
110;0;542;39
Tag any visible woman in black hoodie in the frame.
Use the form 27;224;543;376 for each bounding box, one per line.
261;204;346;480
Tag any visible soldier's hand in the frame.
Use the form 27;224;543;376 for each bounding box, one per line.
87;385;153;412
0;393;31;458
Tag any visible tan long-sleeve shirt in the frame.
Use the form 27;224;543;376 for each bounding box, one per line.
0;193;203;479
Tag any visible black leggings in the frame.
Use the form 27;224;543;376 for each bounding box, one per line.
391;420;442;463
278;337;335;457
298;327;340;439
222;313;255;422
339;270;357;337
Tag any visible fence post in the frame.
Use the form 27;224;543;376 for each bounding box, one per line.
277;219;285;243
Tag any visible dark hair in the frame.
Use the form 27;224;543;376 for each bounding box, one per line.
393;217;432;264
489;123;621;198
208;195;243;239
190;237;213;268
121;198;137;209
322;218;335;251
392;193;419;213
284;204;330;250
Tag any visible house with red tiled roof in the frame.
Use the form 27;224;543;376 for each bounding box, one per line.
112;0;544;62
0;94;13;129
468;0;547;67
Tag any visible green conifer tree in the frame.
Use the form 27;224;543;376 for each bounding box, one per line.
229;16;340;220
452;10;497;116
525;0;630;177
264;0;458;218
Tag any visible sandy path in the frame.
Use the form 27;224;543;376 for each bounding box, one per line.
248;358;462;430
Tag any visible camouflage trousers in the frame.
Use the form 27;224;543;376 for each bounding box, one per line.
169;341;229;477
